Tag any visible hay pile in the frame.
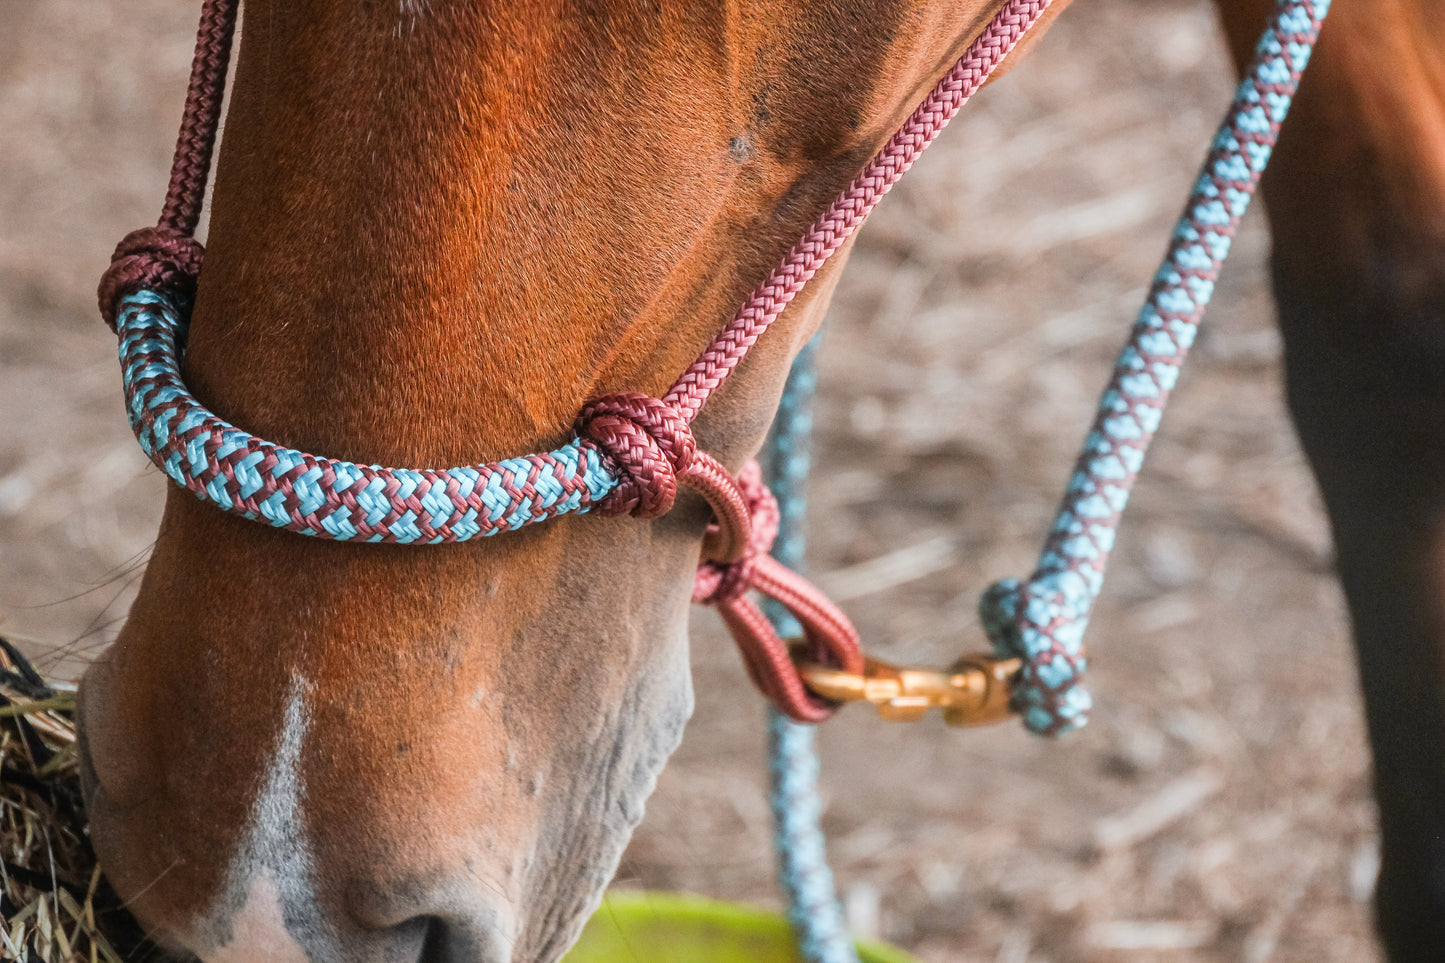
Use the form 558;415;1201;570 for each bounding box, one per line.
0;637;153;962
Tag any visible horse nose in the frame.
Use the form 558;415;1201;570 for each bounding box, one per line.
404;916;519;963
340;884;519;963
195;890;519;963
362;916;516;963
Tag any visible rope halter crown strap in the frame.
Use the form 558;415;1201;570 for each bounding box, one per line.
101;0;1056;725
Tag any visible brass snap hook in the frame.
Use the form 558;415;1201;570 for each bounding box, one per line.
796;650;1022;727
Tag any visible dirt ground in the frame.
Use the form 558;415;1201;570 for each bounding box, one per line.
0;1;1383;961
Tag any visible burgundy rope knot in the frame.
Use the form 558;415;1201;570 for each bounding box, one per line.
98;0;235;333
98;226;205;332
576;392;696;517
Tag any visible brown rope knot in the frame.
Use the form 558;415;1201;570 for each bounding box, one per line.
97;226;205;332
576;392;696;517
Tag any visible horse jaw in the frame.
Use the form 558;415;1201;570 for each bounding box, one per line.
79;565;695;962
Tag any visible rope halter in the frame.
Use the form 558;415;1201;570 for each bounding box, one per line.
101;0;1332;735
575;393;696;518
103;0;1058;727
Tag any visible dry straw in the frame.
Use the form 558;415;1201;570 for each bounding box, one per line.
0;637;156;962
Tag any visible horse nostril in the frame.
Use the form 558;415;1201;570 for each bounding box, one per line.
405;915;514;963
342;871;519;963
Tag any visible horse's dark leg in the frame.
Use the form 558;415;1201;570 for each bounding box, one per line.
1214;1;1445;958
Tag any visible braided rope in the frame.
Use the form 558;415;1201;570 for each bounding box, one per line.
103;0;1049;717
763;337;861;963
119;291;618;541
97;0;236;331
104;0;1328;738
770;718;859;963
575;392;696;518
663;1;1052;422
980;0;1331;736
159;0;237;237
692;461;865;724
120;286;864;716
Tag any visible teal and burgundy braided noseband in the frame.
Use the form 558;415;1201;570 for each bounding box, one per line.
117;290;617;541
980;0;1330;734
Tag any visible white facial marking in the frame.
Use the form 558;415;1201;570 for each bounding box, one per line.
200;676;339;961
203;875;310;963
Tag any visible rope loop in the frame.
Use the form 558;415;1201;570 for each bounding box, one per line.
689;460;864;724
98;226;204;332
575;392;695;517
693;460;779;604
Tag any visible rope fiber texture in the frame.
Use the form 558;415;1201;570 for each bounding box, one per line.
764;338;861;963
93;0;1328;955
979;0;1331;736
99;0;1054;722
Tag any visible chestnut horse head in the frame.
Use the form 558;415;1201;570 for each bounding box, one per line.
78;2;1066;960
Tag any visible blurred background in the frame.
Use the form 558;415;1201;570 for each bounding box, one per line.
0;1;1380;960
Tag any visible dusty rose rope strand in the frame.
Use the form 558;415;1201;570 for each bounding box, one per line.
663;0;1052;422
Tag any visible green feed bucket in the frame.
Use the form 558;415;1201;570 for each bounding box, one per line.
563;891;917;963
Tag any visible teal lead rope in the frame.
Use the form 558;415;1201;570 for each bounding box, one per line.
761;2;1330;955
763;336;860;963
980;0;1330;736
